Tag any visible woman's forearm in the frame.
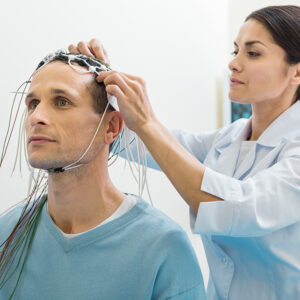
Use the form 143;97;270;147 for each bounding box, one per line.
137;120;223;213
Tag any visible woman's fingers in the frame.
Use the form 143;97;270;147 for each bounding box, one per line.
77;41;95;57
106;84;125;100
68;44;80;54
68;41;94;57
97;70;154;132
97;71;131;94
119;74;144;96
120;72;145;85
89;39;110;65
97;71;144;96
67;39;110;65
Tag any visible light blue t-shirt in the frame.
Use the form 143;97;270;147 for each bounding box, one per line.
0;198;206;300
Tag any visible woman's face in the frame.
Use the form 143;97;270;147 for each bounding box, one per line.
228;19;298;105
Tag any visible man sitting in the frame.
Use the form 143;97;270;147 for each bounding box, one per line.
0;51;205;299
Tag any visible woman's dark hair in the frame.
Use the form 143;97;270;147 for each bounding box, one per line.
246;5;300;99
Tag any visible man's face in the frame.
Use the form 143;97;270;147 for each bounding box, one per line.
25;61;105;170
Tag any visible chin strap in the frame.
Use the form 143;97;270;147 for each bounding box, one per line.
48;167;65;173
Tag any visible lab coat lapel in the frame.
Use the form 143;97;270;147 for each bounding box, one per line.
243;142;286;180
233;143;257;179
229;101;300;179
212;101;300;179
254;100;300;147
241;101;300;178
215;139;241;176
215;119;252;177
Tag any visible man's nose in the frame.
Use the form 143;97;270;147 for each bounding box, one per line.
29;103;50;127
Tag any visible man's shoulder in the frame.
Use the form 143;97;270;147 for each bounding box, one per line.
137;201;183;229
130;200;200;266
133;201;192;246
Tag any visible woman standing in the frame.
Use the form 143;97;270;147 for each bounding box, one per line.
71;5;300;299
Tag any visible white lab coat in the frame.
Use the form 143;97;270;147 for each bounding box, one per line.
123;100;300;300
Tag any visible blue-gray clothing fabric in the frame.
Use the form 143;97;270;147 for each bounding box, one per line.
0;199;205;300
124;101;300;299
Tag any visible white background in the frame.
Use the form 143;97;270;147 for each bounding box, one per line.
0;0;299;288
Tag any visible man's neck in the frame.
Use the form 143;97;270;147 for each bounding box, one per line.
47;162;125;234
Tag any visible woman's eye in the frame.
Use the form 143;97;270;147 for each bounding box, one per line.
248;51;260;57
231;50;238;56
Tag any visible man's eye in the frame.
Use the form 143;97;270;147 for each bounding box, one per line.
57;99;69;107
28;100;39;110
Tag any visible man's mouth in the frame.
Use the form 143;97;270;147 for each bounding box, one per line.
28;136;56;145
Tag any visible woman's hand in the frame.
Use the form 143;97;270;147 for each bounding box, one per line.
68;39;156;132
96;71;157;133
68;39;110;65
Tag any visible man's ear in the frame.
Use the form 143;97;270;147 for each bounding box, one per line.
104;111;123;145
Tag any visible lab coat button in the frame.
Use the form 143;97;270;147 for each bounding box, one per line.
223;258;228;265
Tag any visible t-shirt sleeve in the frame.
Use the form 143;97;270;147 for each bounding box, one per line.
190;153;300;237
151;229;206;300
119;128;220;171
